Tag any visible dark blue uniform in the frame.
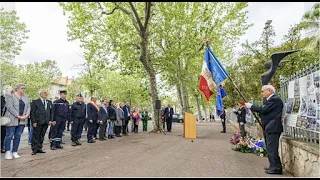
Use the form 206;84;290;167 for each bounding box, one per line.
51;98;70;149
70;101;86;142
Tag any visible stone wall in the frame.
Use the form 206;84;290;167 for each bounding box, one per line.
280;136;320;177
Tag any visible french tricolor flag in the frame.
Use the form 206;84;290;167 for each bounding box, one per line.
198;45;229;101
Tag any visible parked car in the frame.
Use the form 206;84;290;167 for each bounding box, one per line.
172;113;184;123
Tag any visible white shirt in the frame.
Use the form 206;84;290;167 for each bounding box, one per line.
266;94;274;101
41;98;47;110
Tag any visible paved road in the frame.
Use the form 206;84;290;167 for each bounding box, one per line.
0;120;291;177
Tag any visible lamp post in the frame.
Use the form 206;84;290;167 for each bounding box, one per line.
264;20;272;59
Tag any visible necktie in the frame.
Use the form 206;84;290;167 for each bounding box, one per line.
43;99;46;110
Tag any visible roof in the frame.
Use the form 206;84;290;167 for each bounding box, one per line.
52;76;73;86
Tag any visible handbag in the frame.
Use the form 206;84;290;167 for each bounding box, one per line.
0;116;11;126
1;106;11;126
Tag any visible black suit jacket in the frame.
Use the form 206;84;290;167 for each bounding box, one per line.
164;107;174;119
250;95;283;133
234;107;246;123
98;106;108;122
30;98;53;125
87;102;99;121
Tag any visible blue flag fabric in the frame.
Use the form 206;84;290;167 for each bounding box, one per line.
216;85;227;116
204;45;229;85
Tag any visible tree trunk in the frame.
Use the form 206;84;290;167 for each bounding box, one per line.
139;35;160;131
194;93;202;121
181;85;190;113
176;84;183;113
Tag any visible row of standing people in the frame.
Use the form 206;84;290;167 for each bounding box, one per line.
0;85;150;159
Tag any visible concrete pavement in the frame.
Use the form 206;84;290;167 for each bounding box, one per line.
0;120;292;177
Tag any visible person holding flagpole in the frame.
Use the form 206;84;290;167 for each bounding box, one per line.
245;85;283;175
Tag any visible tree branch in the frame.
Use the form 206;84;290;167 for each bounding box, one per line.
129;2;144;31
144;2;152;30
96;2;117;15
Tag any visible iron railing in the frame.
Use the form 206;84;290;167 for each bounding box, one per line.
280;62;320;144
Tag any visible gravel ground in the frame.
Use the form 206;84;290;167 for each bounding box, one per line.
0;121;292;177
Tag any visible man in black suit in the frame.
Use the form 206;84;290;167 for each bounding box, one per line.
30;89;53;155
86;97;99;143
98;99;108;141
246;85;284;175
70;94;86;146
220;108;227;133
164;104;174;132
122;102;130;135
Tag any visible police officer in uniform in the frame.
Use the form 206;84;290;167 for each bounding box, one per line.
50;90;70;150
70;94;86;146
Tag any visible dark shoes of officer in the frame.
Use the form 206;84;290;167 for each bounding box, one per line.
33;149;46;154
108;135;114;139
265;169;282;175
88;140;96;143
220;131;226;133
76;140;82;145
56;145;63;149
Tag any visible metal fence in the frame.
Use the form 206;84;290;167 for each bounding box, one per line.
280;62;320;144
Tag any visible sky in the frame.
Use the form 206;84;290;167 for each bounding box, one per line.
0;2;317;78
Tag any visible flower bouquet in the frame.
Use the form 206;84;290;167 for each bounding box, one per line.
230;130;241;145
246;137;268;157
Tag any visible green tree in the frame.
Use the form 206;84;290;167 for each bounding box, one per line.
0;8;29;61
19;60;62;100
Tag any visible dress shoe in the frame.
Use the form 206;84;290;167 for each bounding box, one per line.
76;140;82;145
88;140;96;143
56;145;63;149
264;167;270;171
265;169;282;175
221;131;226;133
37;150;46;153
31;151;37;155
51;146;57;150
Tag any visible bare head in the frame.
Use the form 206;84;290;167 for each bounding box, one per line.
39;89;48;99
3;85;13;96
91;96;97;103
261;85;275;99
101;99;107;105
15;83;26;95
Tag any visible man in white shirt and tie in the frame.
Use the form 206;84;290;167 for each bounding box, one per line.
30;89;53;155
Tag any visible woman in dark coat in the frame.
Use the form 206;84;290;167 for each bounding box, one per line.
107;100;116;139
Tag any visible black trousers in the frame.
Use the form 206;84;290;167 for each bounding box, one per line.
50;119;66;147
166;117;172;132
31;123;49;152
123;116;129;134
133;124;138;133
86;121;97;141
71;120;84;141
1;126;6;149
99;121;107;139
265;133;282;171
221;118;226;132
93;122;99;138
239;123;245;137
115;126;121;135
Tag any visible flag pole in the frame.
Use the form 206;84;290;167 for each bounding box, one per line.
203;40;263;127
